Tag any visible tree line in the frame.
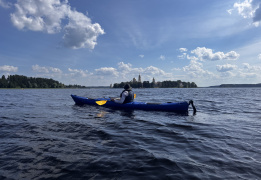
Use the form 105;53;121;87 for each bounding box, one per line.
0;75;86;88
113;80;197;88
219;84;261;88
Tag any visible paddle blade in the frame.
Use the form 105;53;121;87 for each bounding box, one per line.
134;94;136;99
96;100;107;105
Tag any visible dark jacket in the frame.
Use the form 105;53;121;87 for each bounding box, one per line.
120;90;134;104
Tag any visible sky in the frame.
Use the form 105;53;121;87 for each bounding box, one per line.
1;0;261;87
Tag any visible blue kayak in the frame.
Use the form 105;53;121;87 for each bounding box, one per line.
71;94;191;113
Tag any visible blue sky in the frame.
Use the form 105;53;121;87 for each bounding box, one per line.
1;0;261;87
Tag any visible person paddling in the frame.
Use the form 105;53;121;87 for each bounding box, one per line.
112;84;135;104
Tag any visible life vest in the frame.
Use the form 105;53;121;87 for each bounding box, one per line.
120;90;134;104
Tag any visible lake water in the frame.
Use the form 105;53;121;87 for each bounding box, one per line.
0;88;261;179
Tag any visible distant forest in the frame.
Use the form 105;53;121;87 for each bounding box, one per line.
0;75;86;88
213;84;261;88
113;80;197;88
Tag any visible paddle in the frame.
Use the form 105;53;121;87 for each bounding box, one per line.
189;100;197;115
96;94;136;105
96;100;107;105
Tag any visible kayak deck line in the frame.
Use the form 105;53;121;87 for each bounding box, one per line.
71;94;196;113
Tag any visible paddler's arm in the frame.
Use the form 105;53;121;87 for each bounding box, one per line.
113;91;128;104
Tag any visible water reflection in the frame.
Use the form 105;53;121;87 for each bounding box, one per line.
94;108;192;119
95;111;107;118
99;109;136;119
120;110;135;119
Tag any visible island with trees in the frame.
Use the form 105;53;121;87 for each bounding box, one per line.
0;75;86;88
112;75;197;88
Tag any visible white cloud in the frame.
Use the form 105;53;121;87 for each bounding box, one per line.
178;47;240;61
231;0;261;26
178;48;188;59
258;54;261;59
179;48;188;52
183;60;217;78
227;8;233;15
32;65;62;74
225;51;240;60
0;65;18;72
118;62;133;72
243;63;261;71
183;60;203;72
63;10;105;49
219;71;235;78
175;46;261;85
50;67;62;73
178;53;187;59
9;0;104;49
216;64;237;72
95;67;119;77
11;0;68;33
159;55;165;60
117;62;169;77
239;71;258;78
68;68;88;77
139;55;144;58
117;62;142;79
32;65;49;73
191;47;240;61
172;67;182;71
143;66;166;76
186;55;199;61
233;0;255;19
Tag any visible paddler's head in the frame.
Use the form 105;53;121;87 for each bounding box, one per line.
124;84;132;90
